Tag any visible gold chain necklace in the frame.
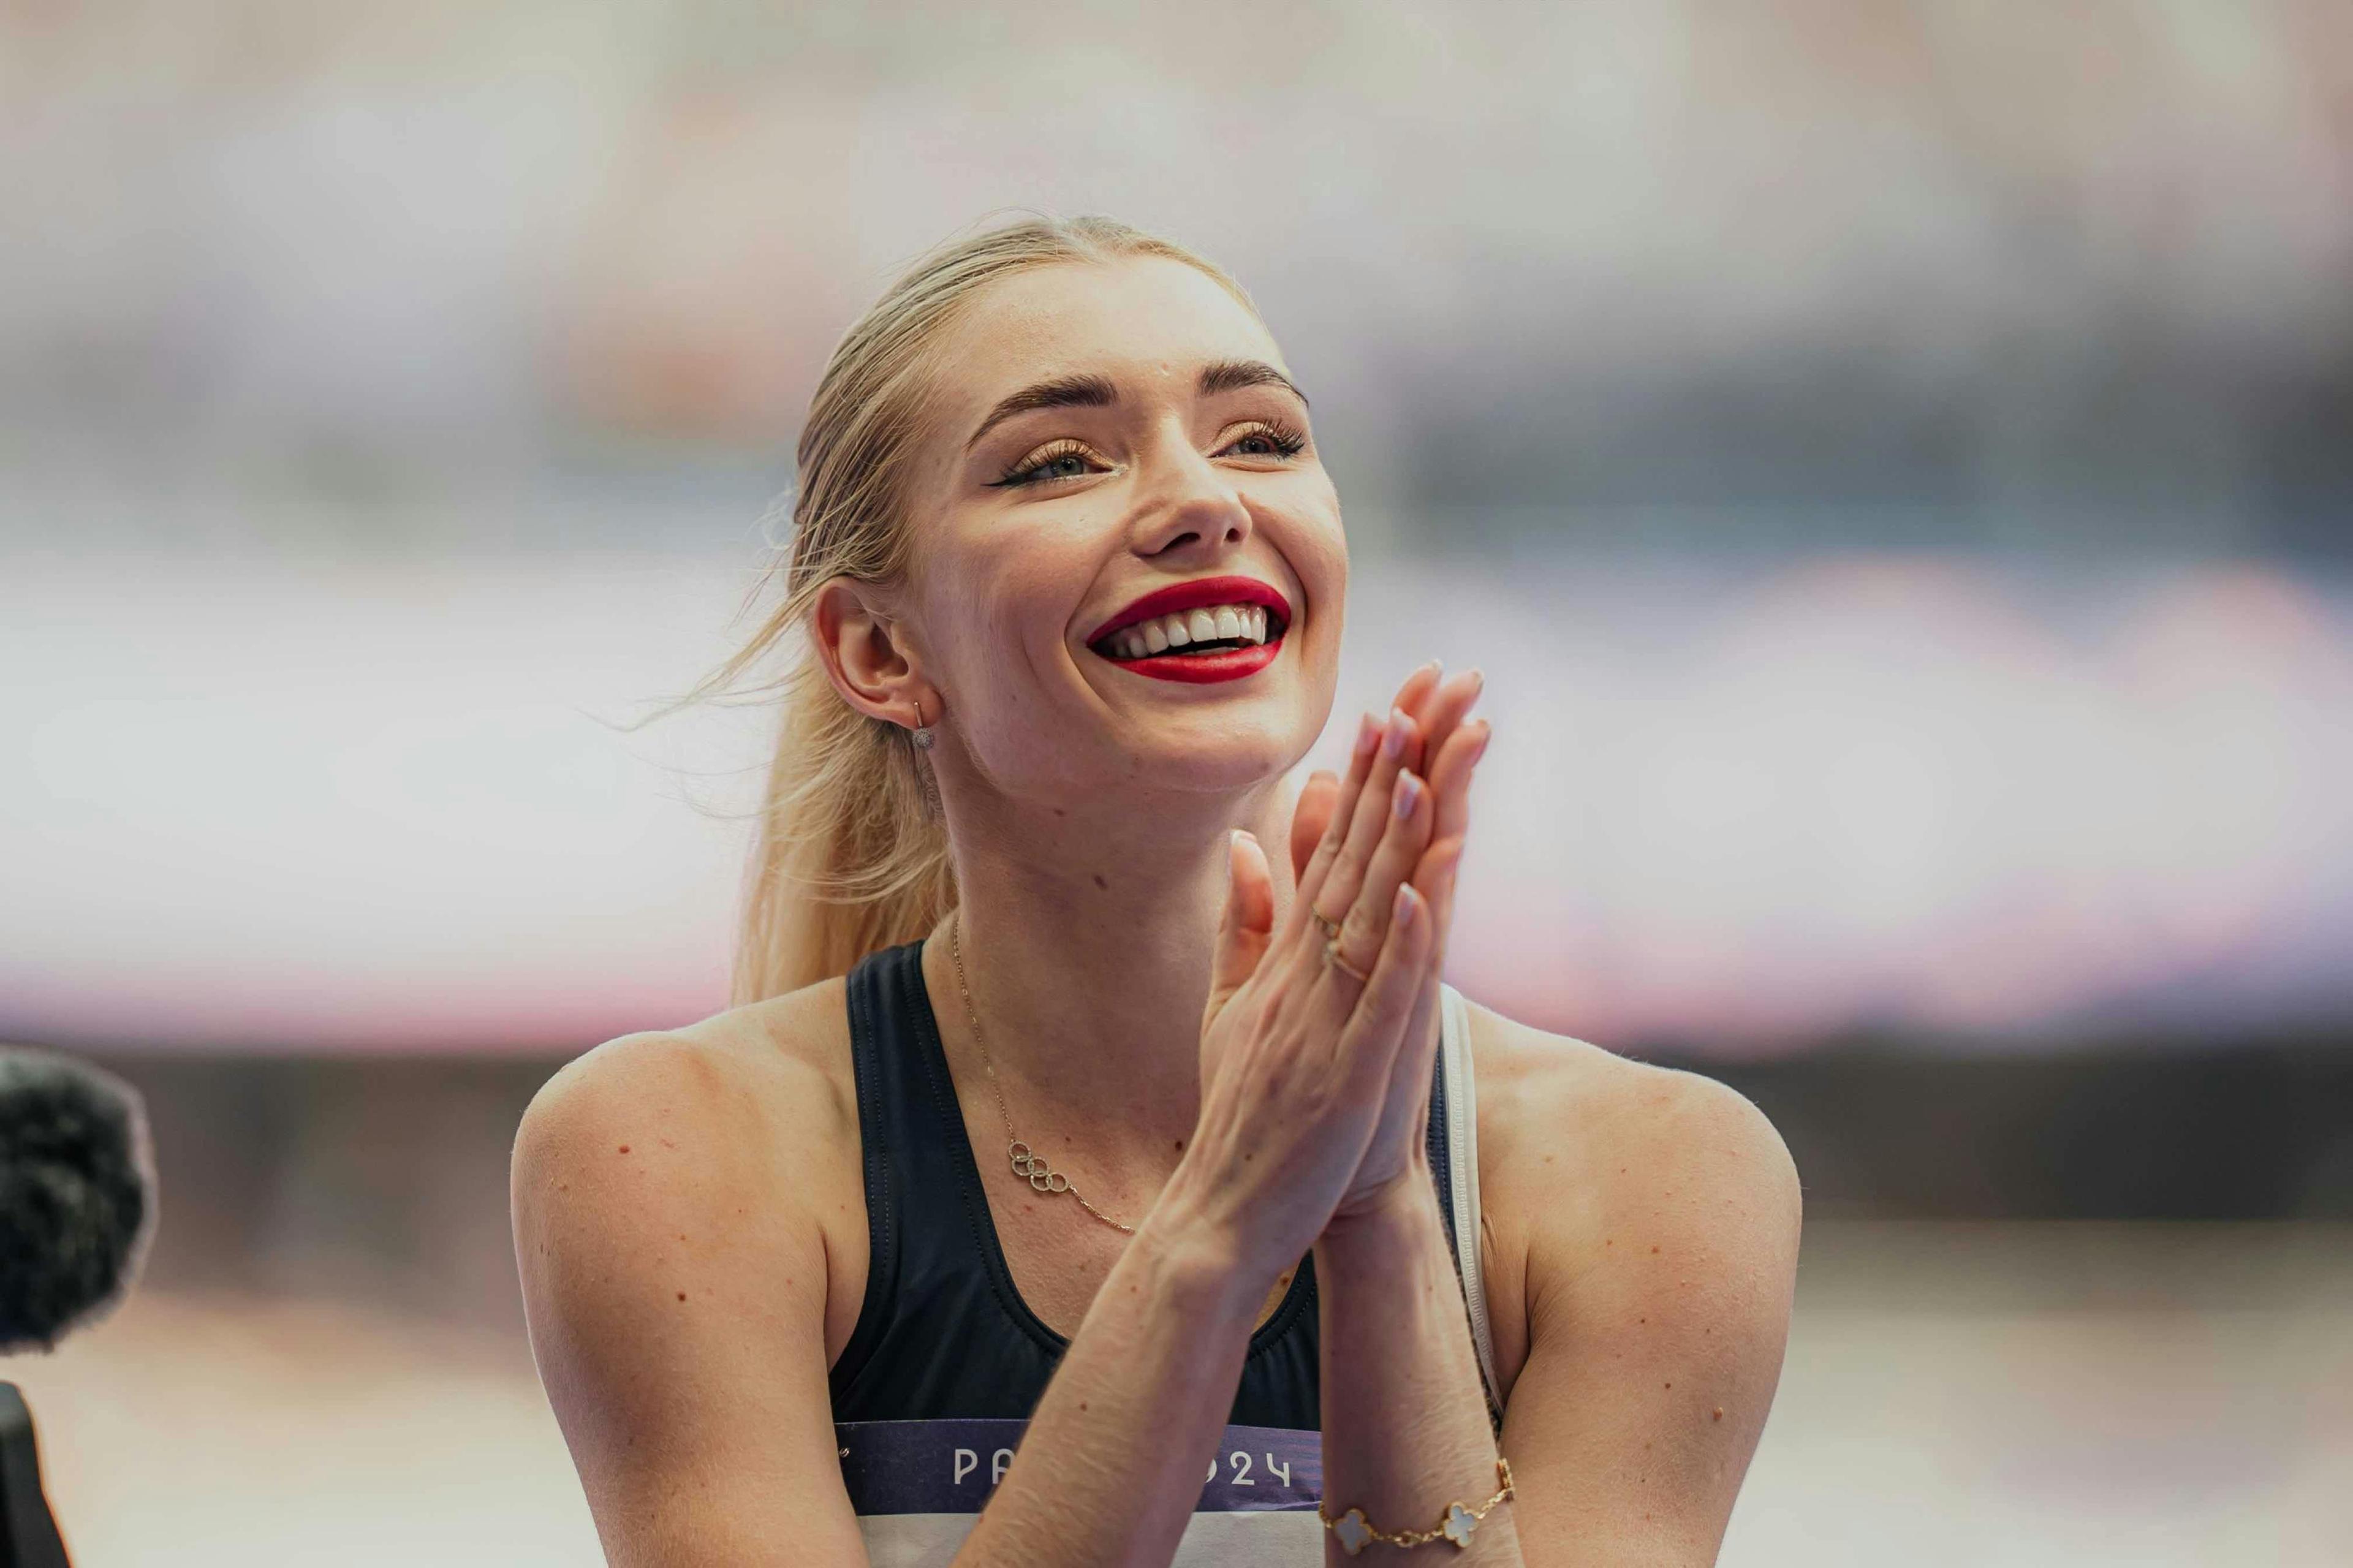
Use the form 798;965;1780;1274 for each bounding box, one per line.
947;907;1135;1235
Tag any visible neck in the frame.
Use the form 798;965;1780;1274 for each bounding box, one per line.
922;773;1301;1160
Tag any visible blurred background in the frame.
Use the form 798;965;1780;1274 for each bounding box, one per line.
4;1;2349;1561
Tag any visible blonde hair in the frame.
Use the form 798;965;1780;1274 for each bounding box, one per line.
702;216;1256;1002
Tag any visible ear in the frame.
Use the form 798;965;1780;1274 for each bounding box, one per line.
811;576;936;732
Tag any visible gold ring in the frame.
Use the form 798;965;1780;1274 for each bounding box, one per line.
1310;907;1343;941
1324;937;1372;985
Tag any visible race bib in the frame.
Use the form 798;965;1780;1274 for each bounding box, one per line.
839;1418;1325;1566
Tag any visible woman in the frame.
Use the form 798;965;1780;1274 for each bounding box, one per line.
511;217;1800;1566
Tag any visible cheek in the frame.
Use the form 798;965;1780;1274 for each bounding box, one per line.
932;539;1093;683
1281;494;1349;630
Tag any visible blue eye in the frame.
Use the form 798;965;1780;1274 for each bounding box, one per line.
991;440;1102;488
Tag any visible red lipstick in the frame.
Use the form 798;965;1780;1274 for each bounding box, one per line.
1085;575;1292;686
1086;575;1292;644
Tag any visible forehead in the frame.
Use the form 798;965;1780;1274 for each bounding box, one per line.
927;254;1289;422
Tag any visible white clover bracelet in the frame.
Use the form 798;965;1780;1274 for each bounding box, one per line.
1319;1456;1515;1555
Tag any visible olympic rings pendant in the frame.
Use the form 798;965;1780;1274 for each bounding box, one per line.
1007;1140;1072;1194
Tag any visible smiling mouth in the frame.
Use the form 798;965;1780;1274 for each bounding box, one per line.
1086;601;1290;664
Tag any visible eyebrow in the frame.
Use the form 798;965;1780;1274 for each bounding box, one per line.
964;374;1117;452
1198;358;1309;407
963;360;1311;452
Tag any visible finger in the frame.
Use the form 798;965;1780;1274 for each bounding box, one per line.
1332;881;1431;1082
1207;829;1276;1015
1410;718;1488;925
1406;668;1485;771
1306;706;1423;943
1424;717;1490;869
1389;659;1444;725
1411;838;1466;962
1333;763;1434;983
1297;661;1453;912
1288;769;1341;886
1362;963;1447;1162
1294;711;1384;914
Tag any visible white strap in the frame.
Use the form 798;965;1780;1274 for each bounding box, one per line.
1439;983;1502;1423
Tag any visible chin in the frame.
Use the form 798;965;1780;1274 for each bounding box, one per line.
1124;714;1311;795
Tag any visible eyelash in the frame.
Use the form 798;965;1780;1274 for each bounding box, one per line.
990;439;1096;489
1222;419;1308;463
988;420;1309;488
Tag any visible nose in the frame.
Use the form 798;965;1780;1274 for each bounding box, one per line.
1126;430;1252;560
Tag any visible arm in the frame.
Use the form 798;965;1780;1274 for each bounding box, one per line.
1316;1175;1523;1562
1313;1069;1799;1566
950;1176;1275;1564
511;1031;874;1565
1495;1069;1800;1564
1289;667;1520;1561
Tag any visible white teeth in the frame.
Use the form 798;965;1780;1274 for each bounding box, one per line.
1102;602;1282;658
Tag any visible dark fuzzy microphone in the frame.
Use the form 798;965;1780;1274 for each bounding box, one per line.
1;1048;159;1568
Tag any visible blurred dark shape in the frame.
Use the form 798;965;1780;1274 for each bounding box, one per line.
1681;1037;2353;1220
0;1048;157;1568
0;1385;68;1568
0;1051;154;1352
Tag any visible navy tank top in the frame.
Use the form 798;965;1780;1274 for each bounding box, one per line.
825;937;1469;1428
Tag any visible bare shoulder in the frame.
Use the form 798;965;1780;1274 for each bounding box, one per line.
1464;1000;1799;1232
510;975;867;1342
1457;999;1802;1400
508;980;871;1561
514;977;858;1186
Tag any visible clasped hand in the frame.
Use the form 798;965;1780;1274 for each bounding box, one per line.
1181;664;1490;1275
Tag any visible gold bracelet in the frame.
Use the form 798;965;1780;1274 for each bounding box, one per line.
1319;1456;1514;1555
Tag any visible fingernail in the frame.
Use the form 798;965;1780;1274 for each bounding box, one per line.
1393;770;1422;817
1394;883;1421;927
1469;719;1492;761
1354;714;1381;758
1423;657;1443;678
1382;708;1411;759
